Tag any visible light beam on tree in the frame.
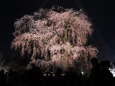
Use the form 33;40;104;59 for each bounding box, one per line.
11;7;98;73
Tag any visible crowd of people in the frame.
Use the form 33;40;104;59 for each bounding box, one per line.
86;58;114;86
0;58;115;86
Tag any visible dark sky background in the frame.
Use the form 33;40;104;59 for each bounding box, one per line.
0;0;115;60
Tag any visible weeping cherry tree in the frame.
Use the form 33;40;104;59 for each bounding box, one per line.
11;7;98;73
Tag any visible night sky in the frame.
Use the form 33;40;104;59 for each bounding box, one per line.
0;0;115;60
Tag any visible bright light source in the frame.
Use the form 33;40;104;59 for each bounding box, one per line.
81;71;84;75
109;68;115;77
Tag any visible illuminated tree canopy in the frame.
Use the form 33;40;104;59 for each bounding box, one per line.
12;7;98;73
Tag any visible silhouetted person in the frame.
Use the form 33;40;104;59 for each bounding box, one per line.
13;70;18;86
27;63;43;86
55;68;63;86
7;69;14;86
0;70;7;85
87;58;101;86
19;69;28;85
64;68;83;86
100;61;114;86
